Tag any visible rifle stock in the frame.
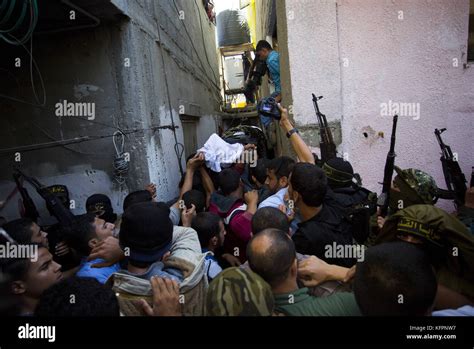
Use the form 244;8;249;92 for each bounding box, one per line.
434;128;467;208
312;93;337;163
378;115;398;217
13;169;74;226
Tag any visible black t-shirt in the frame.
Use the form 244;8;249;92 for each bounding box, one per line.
292;195;356;268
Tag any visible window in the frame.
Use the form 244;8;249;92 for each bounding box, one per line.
180;115;198;160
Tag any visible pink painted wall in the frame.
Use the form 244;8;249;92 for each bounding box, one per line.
286;0;474;211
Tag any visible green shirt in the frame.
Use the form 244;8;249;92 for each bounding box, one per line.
273;288;362;316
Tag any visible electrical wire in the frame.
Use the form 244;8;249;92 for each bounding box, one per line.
0;0;38;45
65;114;126;134
0;0;10;12
0;33;47;107
0;0;26;33
112;131;128;185
0;125;179;155
0;0;16;26
157;19;185;176
31;120;109;156
171;0;221;97
193;0;219;83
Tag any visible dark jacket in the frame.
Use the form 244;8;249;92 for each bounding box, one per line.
292;193;356;267
330;186;377;244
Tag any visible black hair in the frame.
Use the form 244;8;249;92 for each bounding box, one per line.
0;272;20;315
267;156;295;180
35;277;120;317
250;158;269;185
63;213;96;256
183;190;206;213
256;40;273;52
353;242;437;316
251;207;289;235
291;163;327;207
247;229;296;288
123;190;153;211
2;218;35;244
218;168;241;196
191;212;222;248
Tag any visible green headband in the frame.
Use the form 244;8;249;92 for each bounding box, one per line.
397;217;443;247
323;163;353;184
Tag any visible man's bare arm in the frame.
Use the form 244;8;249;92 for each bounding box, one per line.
278;104;315;164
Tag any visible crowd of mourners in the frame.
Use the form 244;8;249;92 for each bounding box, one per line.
1;105;473;317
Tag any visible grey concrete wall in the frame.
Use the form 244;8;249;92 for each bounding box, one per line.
0;0;221;222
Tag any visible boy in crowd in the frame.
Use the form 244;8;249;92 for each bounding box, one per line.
3;218;49;249
0;240;63;316
249;158;272;205
209;168;258;264
107;202;208;316
191;212;226;281
64;213;119;284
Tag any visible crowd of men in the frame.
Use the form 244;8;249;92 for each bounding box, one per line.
1;105;473;317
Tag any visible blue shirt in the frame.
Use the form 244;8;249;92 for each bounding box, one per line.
258;187;288;209
202;249;222;281
432;305;474;316
76;258;121;284
266;50;281;93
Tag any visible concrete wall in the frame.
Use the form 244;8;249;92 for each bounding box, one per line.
283;0;474;210
0;0;220;222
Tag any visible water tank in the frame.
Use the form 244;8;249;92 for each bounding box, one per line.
216;10;250;47
224;56;245;90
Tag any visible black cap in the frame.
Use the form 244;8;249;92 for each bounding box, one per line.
86;194;117;223
323;158;354;189
119;202;173;264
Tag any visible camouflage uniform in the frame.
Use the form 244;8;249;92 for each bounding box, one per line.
206;267;274;316
392;167;474;232
390;167;438;209
366;167;439;247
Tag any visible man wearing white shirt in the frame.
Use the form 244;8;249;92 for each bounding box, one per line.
258;156;295;209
